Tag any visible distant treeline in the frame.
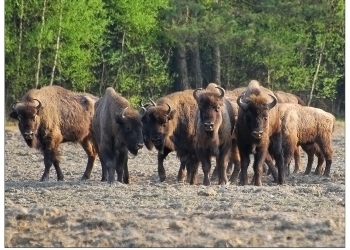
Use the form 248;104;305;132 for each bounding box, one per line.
5;0;345;116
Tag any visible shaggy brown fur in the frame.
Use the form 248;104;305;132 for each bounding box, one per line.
193;84;236;185
236;80;285;186
92;87;145;184
10;85;99;181
142;90;199;183
279;103;335;176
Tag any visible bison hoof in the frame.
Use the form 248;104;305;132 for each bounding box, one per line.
123;177;130;184
159;175;166;182
40;176;49;182
57;177;64;181
203;179;211;186
81;175;90;181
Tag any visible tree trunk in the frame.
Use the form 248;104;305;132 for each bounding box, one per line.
114;31;126;89
308;41;326;106
188;39;202;89
35;0;47;89
212;42;221;85
50;0;63;85
16;0;24;77
173;46;189;91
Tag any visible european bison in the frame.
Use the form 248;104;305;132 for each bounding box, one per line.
92;87;145;184
279;103;335;176
193;84;236;186
236;80;285;186
142;90;199;183
10;85;99;181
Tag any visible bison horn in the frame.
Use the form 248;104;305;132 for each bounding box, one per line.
139;100;144;107
11;101;20;110
267;94;277;110
165;103;171;116
32;99;42;110
193;88;203;101
237;95;248;111
140;106;147;117
215;86;225;98
149;98;156;106
121;107;129;118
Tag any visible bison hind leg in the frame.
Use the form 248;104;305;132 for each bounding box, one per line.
80;137;98;181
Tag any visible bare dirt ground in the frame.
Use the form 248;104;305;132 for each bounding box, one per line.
5;123;345;247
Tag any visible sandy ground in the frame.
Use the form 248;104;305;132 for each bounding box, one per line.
4;123;345;247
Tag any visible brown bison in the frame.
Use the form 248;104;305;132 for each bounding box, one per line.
236;80;285;186
193;84;236;185
9;85;99;181
141;90;200;183
92;87;145;184
279;103;335;176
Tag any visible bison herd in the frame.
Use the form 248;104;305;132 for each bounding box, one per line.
9;80;335;186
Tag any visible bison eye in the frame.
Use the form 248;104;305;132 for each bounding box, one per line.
162;123;167;127
215;107;220;112
126;126;132;132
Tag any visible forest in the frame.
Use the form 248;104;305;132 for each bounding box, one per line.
5;0;345;116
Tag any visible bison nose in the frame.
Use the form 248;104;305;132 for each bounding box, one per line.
137;143;144;150
252;131;263;139
204;122;214;131
151;136;162;145
24;131;34;139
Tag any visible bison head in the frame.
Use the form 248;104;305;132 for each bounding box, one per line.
144;102;176;152
237;93;277;139
193;86;225;133
139;100;154;150
115;106;145;155
10;99;43;145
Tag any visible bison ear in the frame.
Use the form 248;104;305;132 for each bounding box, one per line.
167;109;176;120
115;112;124;124
9;111;18;119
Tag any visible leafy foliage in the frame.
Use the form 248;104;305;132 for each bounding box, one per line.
5;0;345;115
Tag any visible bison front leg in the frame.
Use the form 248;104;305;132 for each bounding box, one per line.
115;150;126;184
99;146;116;185
239;152;250;186
120;151;130;184
198;149;212;186
157;147;171;182
40;147;64;181
252;149;267;186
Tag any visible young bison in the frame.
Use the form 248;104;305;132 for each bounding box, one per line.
279;103;335;177
10;85;99;181
92;87;145;184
